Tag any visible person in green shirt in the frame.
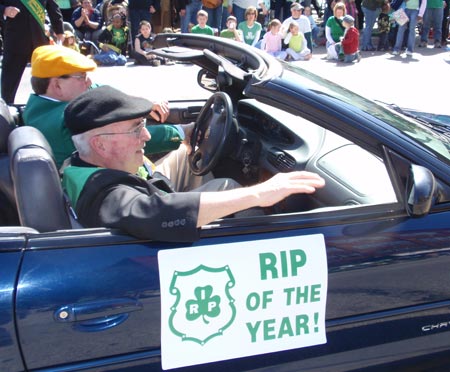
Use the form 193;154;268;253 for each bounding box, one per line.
220;15;244;41
238;6;262;46
23;45;97;169
191;9;215;35
22;46;195;192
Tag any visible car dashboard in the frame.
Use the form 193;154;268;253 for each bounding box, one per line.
226;99;397;213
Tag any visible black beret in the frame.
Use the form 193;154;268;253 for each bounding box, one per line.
64;85;153;135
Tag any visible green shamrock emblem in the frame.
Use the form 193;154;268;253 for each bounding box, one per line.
185;285;221;324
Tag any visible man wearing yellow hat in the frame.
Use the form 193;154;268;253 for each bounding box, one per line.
22;45;216;193
22;44;98;169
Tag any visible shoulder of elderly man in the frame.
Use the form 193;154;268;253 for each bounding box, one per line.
63;164;201;242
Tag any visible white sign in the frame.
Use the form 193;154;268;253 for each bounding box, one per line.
158;234;328;370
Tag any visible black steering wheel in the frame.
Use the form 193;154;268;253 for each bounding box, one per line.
188;92;234;176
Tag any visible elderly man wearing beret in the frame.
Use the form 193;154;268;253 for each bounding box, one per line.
22;45;197;186
62;85;325;242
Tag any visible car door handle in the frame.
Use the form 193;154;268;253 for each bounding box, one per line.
54;298;143;332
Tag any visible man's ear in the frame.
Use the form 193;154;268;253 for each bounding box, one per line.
48;77;65;100
90;135;107;157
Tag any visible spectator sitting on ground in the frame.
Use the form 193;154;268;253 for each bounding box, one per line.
130;20;164;66
261;18;287;60
190;9;215;35
71;0;103;44
63;30;81;52
238;6;262;46
284;22;312;61
220;15;244;41
94;13;129;66
281;3;313;52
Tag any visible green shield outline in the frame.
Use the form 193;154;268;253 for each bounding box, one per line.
168;264;236;345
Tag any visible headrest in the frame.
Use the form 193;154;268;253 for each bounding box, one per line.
0;99;16;153
8;126;54;160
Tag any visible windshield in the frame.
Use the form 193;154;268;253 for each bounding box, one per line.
281;62;450;162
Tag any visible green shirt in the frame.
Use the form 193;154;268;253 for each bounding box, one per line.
191;25;215;35
326;16;345;43
425;0;443;8
238;21;262;46
220;29;243;40
406;0;419;8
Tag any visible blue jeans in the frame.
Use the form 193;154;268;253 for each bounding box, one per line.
394;8;418;53
204;5;223;31
361;6;381;49
421;7;444;43
343;52;359;62
232;4;246;24
181;0;202;33
221;5;230;30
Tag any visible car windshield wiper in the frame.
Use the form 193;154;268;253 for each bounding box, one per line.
376;100;450;133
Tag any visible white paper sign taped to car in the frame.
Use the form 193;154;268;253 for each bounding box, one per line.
158;234;328;370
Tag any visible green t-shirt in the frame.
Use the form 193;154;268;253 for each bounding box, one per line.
425;0;442;8
326;16;345;43
220;29;243;40
191;25;215;35
238;21;262;46
111;27;127;49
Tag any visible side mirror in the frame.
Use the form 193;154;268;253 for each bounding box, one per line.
197;69;218;92
405;164;436;217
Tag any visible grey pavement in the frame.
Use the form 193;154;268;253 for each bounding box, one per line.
13;43;450;115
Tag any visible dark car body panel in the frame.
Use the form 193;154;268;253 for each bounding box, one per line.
4;208;450;371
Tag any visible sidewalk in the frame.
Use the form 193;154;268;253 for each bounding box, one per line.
15;41;449;116
296;42;450;115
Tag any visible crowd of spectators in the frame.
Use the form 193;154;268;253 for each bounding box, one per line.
2;0;449;70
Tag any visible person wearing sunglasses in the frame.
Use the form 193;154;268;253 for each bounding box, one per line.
62;85;325;243
23;45;186;171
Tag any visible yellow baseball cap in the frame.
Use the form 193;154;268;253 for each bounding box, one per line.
31;45;97;78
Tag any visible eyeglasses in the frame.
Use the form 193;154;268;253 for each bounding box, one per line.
96;121;146;139
59;73;88;81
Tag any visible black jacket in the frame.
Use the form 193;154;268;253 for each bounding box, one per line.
64;156;201;243
0;0;64;55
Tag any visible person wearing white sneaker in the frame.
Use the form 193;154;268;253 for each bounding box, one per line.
391;0;427;55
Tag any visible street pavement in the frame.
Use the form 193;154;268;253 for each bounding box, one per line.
13;43;450;115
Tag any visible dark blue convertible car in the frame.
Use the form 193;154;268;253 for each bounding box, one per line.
1;34;450;371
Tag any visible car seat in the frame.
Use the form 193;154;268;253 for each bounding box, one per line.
0;99;19;225
8;126;74;232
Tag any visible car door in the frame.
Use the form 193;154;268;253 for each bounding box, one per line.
13;188;450;372
15;229;164;371
0;231;28;372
